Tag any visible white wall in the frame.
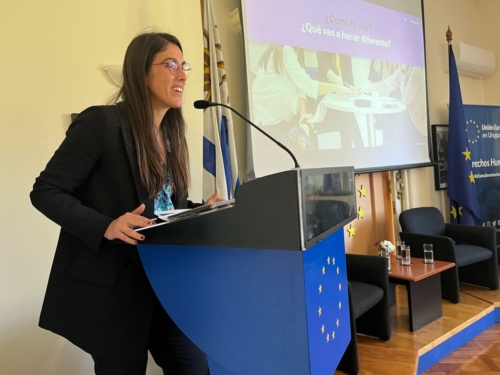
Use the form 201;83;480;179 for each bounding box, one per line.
0;1;203;374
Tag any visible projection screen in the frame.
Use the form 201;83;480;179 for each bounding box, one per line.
241;0;432;177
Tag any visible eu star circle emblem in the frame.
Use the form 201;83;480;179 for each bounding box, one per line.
465;119;481;144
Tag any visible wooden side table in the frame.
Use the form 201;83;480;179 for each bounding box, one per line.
388;257;455;332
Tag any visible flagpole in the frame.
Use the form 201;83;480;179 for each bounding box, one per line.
446;26;452;45
446;26;453;64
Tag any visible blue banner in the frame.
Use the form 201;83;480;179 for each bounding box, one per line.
463;105;500;229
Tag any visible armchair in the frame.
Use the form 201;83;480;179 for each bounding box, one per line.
338;254;391;375
399;207;498;304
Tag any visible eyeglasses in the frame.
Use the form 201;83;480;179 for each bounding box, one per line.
152;59;191;77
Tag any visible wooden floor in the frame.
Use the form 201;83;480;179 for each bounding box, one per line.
423;323;500;374
335;275;500;375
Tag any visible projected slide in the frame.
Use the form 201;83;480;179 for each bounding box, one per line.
242;0;430;176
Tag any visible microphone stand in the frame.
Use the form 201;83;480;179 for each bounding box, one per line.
205;102;300;169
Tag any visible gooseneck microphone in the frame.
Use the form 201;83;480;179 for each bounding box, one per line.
194;100;300;168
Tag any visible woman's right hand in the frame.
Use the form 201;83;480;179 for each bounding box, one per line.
104;204;155;245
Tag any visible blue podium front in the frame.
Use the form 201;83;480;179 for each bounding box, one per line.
138;167;356;375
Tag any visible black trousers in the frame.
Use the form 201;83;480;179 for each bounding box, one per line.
92;298;209;375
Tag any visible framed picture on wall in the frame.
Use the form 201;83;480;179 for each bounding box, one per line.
432;124;449;190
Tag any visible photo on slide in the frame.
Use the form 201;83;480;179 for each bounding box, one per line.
242;0;432;175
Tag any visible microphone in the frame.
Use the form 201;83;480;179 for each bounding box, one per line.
193;100;300;168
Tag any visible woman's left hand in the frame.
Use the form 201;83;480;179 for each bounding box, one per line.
206;189;224;205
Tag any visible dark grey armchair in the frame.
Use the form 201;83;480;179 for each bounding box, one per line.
337;254;391;375
399;207;498;303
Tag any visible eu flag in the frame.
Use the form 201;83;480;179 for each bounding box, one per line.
447;44;480;225
303;229;350;374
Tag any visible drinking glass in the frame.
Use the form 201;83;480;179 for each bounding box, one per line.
423;243;434;264
401;245;411;266
396;241;404;260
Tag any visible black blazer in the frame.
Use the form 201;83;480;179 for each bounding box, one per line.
30;105;189;359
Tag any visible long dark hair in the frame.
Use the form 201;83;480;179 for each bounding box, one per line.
258;44;305;74
113;32;190;199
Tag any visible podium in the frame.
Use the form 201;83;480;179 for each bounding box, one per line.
138;167;356;375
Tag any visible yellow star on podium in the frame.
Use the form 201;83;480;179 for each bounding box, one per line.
358;185;367;197
318;284;322;294
332;331;336;339
332;257;336;265
326;333;330;343
469;171;475;183
462;148;471;160
347;225;356;237
327;256;331;265
321;324;325;334
322;266;326;275
318;307;322;317
357;207;365;219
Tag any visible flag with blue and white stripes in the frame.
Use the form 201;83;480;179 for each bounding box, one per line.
201;0;240;201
